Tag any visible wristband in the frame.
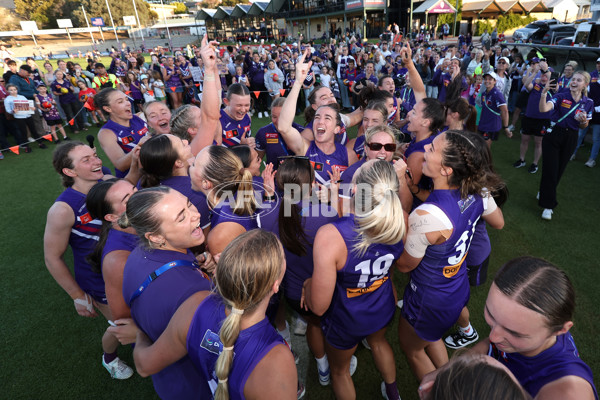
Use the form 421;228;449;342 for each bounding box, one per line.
263;194;276;201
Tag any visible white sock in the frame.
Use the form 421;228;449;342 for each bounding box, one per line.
460;323;473;336
277;321;291;343
316;355;329;371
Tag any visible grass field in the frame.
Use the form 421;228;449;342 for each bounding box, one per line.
1;117;598;399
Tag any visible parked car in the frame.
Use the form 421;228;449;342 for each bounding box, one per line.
531;24;576;45
573;22;600;47
556;36;574;46
513;19;561;42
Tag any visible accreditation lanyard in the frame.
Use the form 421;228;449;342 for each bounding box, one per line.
129;259;198;304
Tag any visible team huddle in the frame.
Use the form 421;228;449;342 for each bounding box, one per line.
42;36;597;400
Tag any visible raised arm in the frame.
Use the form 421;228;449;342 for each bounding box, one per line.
98;128;135;173
192;35;222;155
400;43;426;103
278;48;312;156
539;79;555;113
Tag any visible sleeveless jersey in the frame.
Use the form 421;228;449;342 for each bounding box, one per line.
353;135;366;158
123;246;211;400
164;65;182;88
160;175;211;230
36;94;61;121
255;122;305;167
101;229;138;266
488;332;598;400
220;109;251;147
209;197;260;232
187;294;286;399
464;219;490;266
409;189;484;303
305;141;349;186
101;115;148;177
55;187;105;301
405;134;436;194
322;215;404;339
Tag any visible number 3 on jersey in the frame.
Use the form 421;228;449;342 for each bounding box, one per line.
354;254;395;288
444;217;480;278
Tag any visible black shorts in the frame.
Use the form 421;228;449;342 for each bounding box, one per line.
478;129;499;141
515;91;530;110
45;119;63;127
521;115;549;137
467;256;490;286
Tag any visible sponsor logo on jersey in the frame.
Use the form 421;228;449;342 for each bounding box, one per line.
121;135;135;145
80;212;93;224
136;126;148;136
225;129;238;139
346;276;388;298
266;132;278;144
443;253;467;278
561;99;572;109
200;329;224;355
310;161;324;171
457;194;475;213
332;164;348;172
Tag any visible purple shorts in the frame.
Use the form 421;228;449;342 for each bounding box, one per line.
322;309;395;350
401;280;469;342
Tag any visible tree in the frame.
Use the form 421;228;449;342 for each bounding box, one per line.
438;0;462;32
173;2;188;14
54;0;151;28
221;0;251;6
0;8;20;31
14;0;58;27
199;0;220;8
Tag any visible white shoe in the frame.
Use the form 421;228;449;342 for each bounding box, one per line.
349;355;358;376
294;317;307;336
541;208;553;220
264;111;269;117
362;338;371;350
102;356;134;379
536;191;540;200
83;122;92;127
27;137;35;143
397;299;403;309
570;154;576;161
258;112;263;119
585;159;596;168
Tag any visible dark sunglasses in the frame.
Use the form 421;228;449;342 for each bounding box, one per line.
366;142;397;152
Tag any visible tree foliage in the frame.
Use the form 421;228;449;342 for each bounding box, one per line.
173;2;188;14
221;0;251;6
43;0;153;28
475;13;537;35
437;0;462;31
14;0;57;27
0;7;20;31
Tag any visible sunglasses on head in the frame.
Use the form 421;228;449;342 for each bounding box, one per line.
366;142;397;152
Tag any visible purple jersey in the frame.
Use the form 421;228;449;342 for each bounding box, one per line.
488;332;598;400
399;87;416;116
123;246;211;399
101;115;149;177
479;87;506;132
101;229;138;265
353;135;366;158
187;294;286;399
220;109;251;147
589;70;600;124
128;80;142;100
305;141;349;185
557;75;572;93
465;219;490;266
405;134;436;194
55;187;105;301
209;197;260;232
340;158;366;189
255;122;304;167
322;215;404;343
550;91;594;131
51;79;78;104
164;65;182;88
525;82;552;120
433;70;452;103
354;73;378;87
36;94;61;121
160;176;211;230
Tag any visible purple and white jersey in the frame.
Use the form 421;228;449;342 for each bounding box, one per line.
479;87;506;132
409;189;484;304
464;219;490;266
353;135;366;158
101;115;148;177
164;65;182;88
123;246;211;400
322;215;404;339
589;70;600;124
255;122;304;168
399;87;415;117
488;332;598;400
55;187;105;301
101;229;138;265
160;176;211;230
305;141;349;185
525;82;552;120
209;197;260;232
220;109;251;147
550;91;594;131
187;294;286;400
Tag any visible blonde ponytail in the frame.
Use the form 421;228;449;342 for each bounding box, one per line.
352;160;405;255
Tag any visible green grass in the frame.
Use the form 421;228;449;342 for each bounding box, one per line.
0;119;598;399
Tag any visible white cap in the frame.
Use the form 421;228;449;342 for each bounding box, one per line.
292;42;298;46
499;56;510;64
484;71;499;80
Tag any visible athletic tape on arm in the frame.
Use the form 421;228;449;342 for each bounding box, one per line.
404;204;453;258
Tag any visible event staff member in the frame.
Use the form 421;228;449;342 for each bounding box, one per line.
92;63;119;90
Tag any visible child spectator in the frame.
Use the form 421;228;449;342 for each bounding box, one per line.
35;84;68;142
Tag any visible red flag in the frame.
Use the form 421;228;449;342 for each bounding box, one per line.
254;91;260;98
195;83;200;87
43;134;53;141
69;119;75;125
171;87;176;92
9;146;19;155
125;90;131;95
280;89;286;96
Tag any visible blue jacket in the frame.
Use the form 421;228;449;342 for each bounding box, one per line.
9;73;36;100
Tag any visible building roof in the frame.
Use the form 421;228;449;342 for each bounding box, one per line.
213;6;235;20
230;4;252;18
413;0;457;13
195;8;216;20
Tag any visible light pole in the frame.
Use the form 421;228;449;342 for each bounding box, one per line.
81;5;97;51
132;0;146;49
105;0;120;43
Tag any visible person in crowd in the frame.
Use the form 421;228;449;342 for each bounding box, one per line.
571;57;600;168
